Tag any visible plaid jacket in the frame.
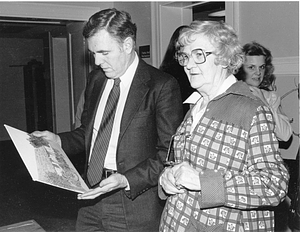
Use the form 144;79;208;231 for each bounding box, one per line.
160;81;289;232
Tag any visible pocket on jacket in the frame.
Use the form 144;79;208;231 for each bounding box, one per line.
187;216;224;232
134;110;153;118
131;110;154;128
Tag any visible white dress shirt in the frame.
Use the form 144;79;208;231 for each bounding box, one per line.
89;52;139;170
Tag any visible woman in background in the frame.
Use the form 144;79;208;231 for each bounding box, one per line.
160;25;194;115
236;41;292;142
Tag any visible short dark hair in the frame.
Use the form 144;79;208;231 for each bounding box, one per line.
236;41;276;91
83;8;137;46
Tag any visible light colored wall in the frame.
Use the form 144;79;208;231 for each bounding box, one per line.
238;1;299;58
114;2;153;65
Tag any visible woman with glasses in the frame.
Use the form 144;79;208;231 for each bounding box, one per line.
159;20;289;232
236;41;292;142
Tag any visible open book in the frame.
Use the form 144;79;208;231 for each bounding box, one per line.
4;124;89;193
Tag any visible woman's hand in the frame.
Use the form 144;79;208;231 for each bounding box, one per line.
160;167;185;195
172;161;201;191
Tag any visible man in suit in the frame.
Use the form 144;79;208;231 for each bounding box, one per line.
32;8;183;232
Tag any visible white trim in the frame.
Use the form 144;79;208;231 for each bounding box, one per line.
151;2;161;68
0;2;103;21
151;2;192;68
225;2;240;35
273;56;299;76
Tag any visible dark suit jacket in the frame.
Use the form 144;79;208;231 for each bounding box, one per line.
59;58;183;230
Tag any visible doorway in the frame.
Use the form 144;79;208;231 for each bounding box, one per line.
193;1;225;21
0;18;87;141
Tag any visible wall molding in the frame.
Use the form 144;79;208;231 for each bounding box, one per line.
0;2;110;21
273;56;299;76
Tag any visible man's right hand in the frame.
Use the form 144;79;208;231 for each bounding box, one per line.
31;131;62;147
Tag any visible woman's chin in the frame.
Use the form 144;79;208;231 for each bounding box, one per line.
247;80;261;88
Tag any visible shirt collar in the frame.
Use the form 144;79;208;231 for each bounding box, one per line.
183;74;237;104
108;52;138;88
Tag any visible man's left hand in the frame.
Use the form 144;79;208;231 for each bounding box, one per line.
77;173;128;200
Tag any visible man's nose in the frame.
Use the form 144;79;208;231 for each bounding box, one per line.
94;54;104;66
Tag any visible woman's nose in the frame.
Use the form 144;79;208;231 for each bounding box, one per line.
255;67;261;75
186;56;197;70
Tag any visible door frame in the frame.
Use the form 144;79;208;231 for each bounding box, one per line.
150;1;236;68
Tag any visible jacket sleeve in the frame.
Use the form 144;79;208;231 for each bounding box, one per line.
124;76;183;200
265;91;293;141
199;105;289;209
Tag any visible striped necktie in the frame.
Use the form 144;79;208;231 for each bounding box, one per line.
87;78;121;187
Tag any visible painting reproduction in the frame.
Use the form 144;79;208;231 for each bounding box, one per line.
4;124;89;193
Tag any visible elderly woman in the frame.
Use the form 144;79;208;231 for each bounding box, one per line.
159;21;289;232
236;41;293;142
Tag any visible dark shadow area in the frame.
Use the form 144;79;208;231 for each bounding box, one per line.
279;135;293;150
0;140;88;232
1;139;298;231
274;157;299;232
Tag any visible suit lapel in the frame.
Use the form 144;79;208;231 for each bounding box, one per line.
119;60;150;141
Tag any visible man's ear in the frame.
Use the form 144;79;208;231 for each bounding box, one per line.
123;37;134;54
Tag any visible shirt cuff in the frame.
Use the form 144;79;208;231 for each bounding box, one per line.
199;169;225;209
125;178;130;191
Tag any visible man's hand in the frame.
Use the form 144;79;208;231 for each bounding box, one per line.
31;130;62;146
77;173;128;200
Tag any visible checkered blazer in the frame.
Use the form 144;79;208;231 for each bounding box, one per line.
160;81;289;232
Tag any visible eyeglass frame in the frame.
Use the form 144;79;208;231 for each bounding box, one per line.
163;134;176;167
175;48;214;67
163;133;187;167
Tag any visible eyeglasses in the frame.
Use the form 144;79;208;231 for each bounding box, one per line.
163;134;177;167
176;48;213;66
163;133;187;167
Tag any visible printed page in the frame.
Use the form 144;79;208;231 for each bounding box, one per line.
4;124;89;193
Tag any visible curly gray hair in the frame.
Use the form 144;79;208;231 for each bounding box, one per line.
177;20;244;75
